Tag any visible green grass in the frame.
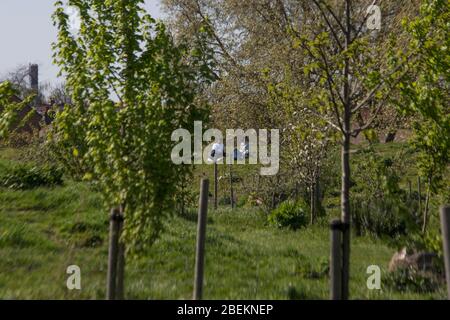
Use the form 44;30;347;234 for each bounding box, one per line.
0;145;447;300
0;184;446;299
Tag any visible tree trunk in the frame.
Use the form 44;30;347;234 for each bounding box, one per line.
310;180;316;225
421;176;432;234
116;204;125;300
341;0;352;300
116;240;125;300
341;132;351;300
315;168;321;217
418;176;422;215
271;190;276;210
408;180;412;199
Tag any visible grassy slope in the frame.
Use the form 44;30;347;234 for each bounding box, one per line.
0;146;447;300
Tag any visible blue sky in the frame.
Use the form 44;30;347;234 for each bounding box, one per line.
0;0;162;86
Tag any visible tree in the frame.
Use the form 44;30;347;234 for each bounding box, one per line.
0;81;36;138
163;0;425;298
163;0;421;298
51;0;215;254
0;65;32;99
0;64;50;103
48;82;72;106
266;71;333;224
275;0;415;298
396;0;450;233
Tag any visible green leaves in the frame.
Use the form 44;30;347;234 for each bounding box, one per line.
396;0;449;195
0;81;36;139
51;0;214;254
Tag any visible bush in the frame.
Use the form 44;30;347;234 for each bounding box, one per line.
352;196;411;238
268;200;308;230
0;164;63;189
218;196;232;206
402;232;445;263
385;266;441;293
350;147;418;238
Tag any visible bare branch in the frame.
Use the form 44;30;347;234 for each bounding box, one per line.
311;0;344;51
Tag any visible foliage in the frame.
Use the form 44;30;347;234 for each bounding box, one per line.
352;196;410;238
0;81;36;139
174;170;198;215
385;266;441;293
17;138;59;168
351;147;415;237
238;191;259;207
51;0;216;253
402;232;445;261
0;130;38;148
268;200;308;230
0;164;63;190
396;0;449;198
352;147;405;198
0;64;44;100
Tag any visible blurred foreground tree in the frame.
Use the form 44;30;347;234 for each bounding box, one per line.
50;0;216;254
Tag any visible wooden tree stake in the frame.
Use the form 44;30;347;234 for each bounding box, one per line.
193;178;209;300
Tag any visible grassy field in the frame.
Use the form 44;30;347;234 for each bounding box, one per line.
0;146;447;300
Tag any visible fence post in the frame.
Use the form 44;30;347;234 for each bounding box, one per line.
440;205;450;299
418;176;422;214
106;207;122;300
341;222;350;300
193;178;209;300
116;206;125;300
214;162;218;210
330;219;343;300
310;181;316;225
408;180;412;199
229;165;234;209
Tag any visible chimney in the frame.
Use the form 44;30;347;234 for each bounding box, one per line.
29;64;39;93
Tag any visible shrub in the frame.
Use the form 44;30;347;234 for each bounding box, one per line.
218;196;232;206
174;175;198;215
0;164;63;189
0;131;37;148
351;147;418;238
402;232;445;264
385;266;441;293
268;200;308;230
